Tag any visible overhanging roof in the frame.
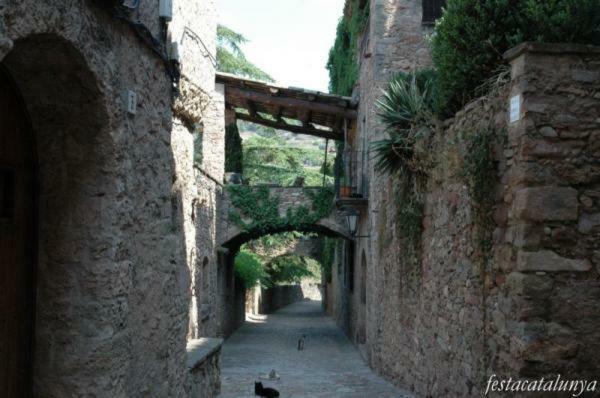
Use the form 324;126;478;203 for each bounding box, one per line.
216;72;357;140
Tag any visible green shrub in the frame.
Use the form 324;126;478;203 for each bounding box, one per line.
432;0;600;116
234;250;268;288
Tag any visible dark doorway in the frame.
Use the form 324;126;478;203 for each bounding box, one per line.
0;66;35;397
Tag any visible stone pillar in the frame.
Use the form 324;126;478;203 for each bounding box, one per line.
499;43;600;379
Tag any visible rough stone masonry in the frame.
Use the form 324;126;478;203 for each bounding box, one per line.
326;1;600;397
0;0;225;396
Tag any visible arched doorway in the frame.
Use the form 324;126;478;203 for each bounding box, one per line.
2;33;112;395
0;66;36;397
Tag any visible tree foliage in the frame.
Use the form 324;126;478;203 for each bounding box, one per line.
217;24;274;82
234;250;269;288
243;135;334;186
268;255;317;285
431;0;600;116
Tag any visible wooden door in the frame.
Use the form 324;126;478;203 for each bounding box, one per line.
0;67;35;397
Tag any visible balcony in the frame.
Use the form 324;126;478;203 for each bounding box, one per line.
335;149;368;211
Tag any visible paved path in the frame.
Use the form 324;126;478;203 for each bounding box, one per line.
218;300;413;397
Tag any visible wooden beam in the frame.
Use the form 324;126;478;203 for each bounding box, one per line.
235;112;342;140
226;86;357;120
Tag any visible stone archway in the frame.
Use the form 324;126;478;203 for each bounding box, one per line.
2;33;114;395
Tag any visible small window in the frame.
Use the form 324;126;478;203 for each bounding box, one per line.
0;168;15;220
422;0;446;24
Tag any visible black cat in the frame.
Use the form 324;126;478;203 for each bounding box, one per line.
255;381;280;397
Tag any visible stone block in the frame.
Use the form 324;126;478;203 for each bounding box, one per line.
522;138;584;158
505;272;553;296
571;69;600;83
506;223;541;248
517;250;592;272
539;126;557;138
578;212;600;234
512;186;578;221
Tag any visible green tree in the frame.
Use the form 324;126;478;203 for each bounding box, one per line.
217;25;274;82
242;135;334;186
234;250;268;288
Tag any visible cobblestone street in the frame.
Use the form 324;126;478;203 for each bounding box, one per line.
219;301;412;397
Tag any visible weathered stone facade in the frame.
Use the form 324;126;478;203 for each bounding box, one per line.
0;0;225;395
495;42;600;386
326;0;437;366
325;1;600;396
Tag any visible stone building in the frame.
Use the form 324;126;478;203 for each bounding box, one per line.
328;0;600;397
0;0;224;396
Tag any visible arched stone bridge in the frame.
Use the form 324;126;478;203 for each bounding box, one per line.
219;186;349;248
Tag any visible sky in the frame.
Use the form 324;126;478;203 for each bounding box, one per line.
217;0;346;93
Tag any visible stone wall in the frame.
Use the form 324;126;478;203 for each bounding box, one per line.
0;0;223;396
186;338;223;398
169;0;224;341
334;0;436;365
496;42;600;383
246;280;323;315
342;38;600;397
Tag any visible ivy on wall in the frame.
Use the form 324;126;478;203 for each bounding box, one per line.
461;128;504;267
226;185;335;236
321;236;338;283
327;0;370;194
327;0;370;96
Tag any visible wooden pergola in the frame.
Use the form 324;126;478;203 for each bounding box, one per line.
216;72;357;140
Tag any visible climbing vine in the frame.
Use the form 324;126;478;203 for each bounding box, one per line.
226;185;334;236
371;71;437;278
461;129;504;266
327;0;370;96
321;237;337;283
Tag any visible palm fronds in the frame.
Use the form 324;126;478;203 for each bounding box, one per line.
371;70;437;174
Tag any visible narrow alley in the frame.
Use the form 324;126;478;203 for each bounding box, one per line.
1;0;599;396
219;301;412;398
